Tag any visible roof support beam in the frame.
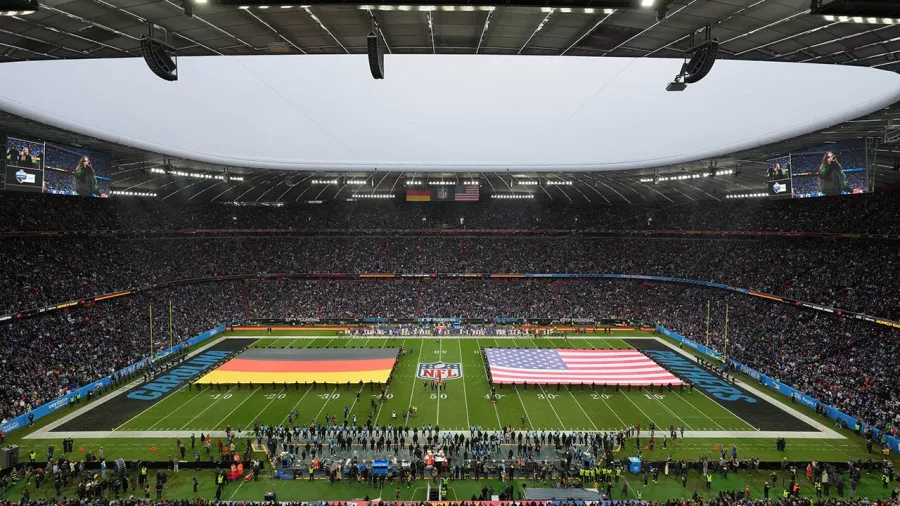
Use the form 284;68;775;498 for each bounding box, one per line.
518;8;554;55
603;0;698;56
87;0;222;54
304;6;349;53
475;8;493;54
426;10;435;53
243;9;307;53
560;10;614;56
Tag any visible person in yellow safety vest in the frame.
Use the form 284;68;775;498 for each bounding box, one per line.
308;465;314;481
706;473;713;489
442;477;449;489
883;474;890;489
615;468;622;482
815;481;823;498
636;489;643;500
783;488;790;498
29;451;36;463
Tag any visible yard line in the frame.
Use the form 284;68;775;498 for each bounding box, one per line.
313;386;339;423
528;336;596;430
242;388;285;427
141;389;205;430
280;387;313;426
536;384;567;428
180;393;230;430
457;337;471;430
213;388;260;429
495;337;532;430
404;339;426;419
587;339;656;427
643;390;693;430
436;336;442;426
566;389;598;430
672;392;726;430
371;338;394;424
228;479;245;500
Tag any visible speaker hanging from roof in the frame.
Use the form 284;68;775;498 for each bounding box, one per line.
367;30;385;80
667;25;717;91
140;34;178;82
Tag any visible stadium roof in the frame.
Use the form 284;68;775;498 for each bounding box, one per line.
4;100;900;204
3;0;900;202
2;0;900;65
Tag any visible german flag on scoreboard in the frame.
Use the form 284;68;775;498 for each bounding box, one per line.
406;189;431;202
195;348;400;384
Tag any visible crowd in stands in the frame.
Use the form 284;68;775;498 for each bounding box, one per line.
1;192;898;448
1;191;900;235
0;500;896;506
2;234;898;320
2;278;898;439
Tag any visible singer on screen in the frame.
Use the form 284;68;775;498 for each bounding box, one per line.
817;151;848;196
74;155;98;197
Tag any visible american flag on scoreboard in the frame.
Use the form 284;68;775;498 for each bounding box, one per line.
485;348;683;386
455;185;480;202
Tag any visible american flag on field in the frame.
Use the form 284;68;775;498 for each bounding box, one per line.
485;348;683;386
455;185;480;202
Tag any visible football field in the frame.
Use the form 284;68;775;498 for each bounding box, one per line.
46;332;821;435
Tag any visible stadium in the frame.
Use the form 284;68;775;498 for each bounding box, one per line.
2;0;900;504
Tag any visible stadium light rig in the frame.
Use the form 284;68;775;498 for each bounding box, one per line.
493;194;534;199
112;190;158;197
150;167;242;181
0;0;37;16
726;192;768;199
810;0;900;24
311;179;338;185
352;193;394;198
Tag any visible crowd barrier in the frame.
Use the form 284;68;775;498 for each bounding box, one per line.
0;324;227;435
655;325;900;453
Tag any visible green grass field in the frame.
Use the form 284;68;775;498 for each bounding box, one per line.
118;334;751;433
6;331;898;502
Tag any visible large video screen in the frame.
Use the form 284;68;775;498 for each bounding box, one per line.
789;140;867;199
43;142;111;198
765;155;791;197
4;137;45;193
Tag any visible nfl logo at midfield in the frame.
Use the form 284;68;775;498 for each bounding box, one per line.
417;362;462;381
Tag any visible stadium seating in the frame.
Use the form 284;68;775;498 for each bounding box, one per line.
0;192;898;441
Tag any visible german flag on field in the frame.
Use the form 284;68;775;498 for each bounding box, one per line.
406;189;431;202
195;348;400;384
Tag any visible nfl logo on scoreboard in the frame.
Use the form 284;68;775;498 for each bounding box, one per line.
417;362;462;380
437;187;449;200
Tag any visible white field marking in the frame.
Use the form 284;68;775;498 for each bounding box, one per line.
246;335;329;427
371;338;394;424
146;389;207;430
536;384;567;429
652;337;838;435
244;388;287;428
404;339;426;418
436;337;442;426
457;337;471;430
672;392;727;431
228;479;245;500
61;334;234;434
495;337;533;430
214;388;260;430
25;428;848;440
566;389;598;431
313;387;339;423
180;392;231;430
605;337;693;430
573;337;639;429
280;387;313;426
528;336;598;431
574;337;629;428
